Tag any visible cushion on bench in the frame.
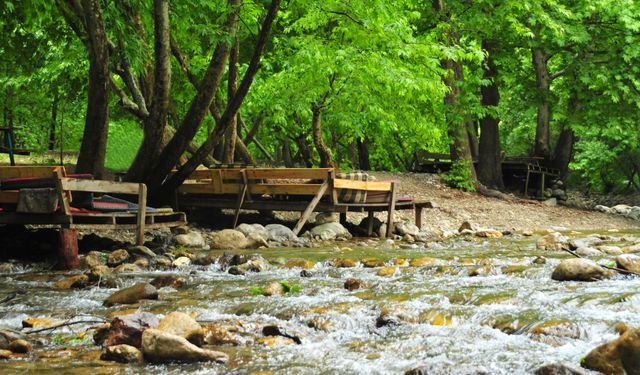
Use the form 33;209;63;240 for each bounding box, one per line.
335;171;371;203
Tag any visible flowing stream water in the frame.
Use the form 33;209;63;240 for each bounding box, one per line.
0;231;638;374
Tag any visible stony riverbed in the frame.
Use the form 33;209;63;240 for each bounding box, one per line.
0;225;639;374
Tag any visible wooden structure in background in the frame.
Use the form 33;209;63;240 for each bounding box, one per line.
177;167;432;238
0;166;186;268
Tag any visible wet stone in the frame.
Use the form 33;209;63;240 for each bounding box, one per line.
100;344;143;363
141;329;228;363
53;274;89;289
534;363;587;375
106;312;160;348
344;278;364;291
150;275;185;289
103;283;158;307
107;249;130;267
157;312;205;347
300;270;313;277
8;339;31;354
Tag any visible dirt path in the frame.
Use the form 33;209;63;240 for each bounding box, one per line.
368;172;640;233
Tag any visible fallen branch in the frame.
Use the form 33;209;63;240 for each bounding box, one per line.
25;319;106;334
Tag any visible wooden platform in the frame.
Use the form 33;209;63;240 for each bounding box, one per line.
177;167;433;237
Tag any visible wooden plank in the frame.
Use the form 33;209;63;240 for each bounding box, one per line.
385;182;397;238
333;179;392;191
0;165;65;180
245;168;333;180
292;181;329;236
179;183;328;196
415;206;423;229
367;211;375;236
136;183;147;246
54;169;71;215
61;178;140;195
233;174;248;228
0;190;19;204
328;170;338;204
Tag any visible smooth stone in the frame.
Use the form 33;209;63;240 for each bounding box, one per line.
100;344;143;363
262;282;284;296
175;231;205;248
582;327;640;375
598;245;623;255
113;263;142;273
210;229;247;250
458;221;479;232
534;363;586;375
334;258;357;268
150;275;185;289
305;222;352;241
84;251;106;268
0;328;24;350
128;246;156;258
377;266;396;277
141;329;228;363
616;254;640;274
104;283;158;307
53;274;89;289
537;232;569;251
235;223;269;241
107;249;130;267
158;312;204;347
344;278;364;291
8;339;32;354
476;229;503;238
395;221;420;236
575;247;602;257
265;224;296;243
172;257;191;268
551;259;611;282
283;258;315;269
314;212;337;225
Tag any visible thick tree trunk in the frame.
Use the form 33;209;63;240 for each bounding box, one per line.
357;137;370;171
158;0;281;196
127;0;172;182
295;135;314;168
75;0;110;179
532;46;551;159
467;122;478;160
311;104;334;168
223;39;240;163
477;42;504;189
148;0;241;186
551;127;574;180
282;139;293;167
347;141;358;169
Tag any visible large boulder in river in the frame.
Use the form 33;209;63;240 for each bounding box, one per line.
304;222;352;241
265;224;296;243
534;363;586;375
141;329;228;363
582;327;640;375
157;312;205;346
106;312;160;348
537;232;569;251
0;328;25;350
104;283;158;306
551;259;611;281
616;254;640;274
175;231;205;248
210;229;247;250
395;221;420;237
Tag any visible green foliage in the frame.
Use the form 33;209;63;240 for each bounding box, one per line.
250;281;301;296
443;160;477;192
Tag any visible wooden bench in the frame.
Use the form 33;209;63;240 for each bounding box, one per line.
0;166;186;268
176;167;432;238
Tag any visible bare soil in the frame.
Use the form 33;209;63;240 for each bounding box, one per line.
352;172;640;233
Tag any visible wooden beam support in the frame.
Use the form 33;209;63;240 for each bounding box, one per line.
292;181;328;236
136;183;147;246
385;182;397;238
415;205;423;229
58;227;78;269
367;211;374;236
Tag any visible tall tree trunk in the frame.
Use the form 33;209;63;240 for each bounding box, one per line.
433;0;477;187
127;0;171;182
311;104;334;168
75;0;110;179
477;41;504;189
223;39;239;163
551;127;574;181
532;45;551;159
157;0;281;195
295;135;314;168
148;0;241;186
347;140;358;169
282;139;293;167
49;87;59;151
467;121;478;160
357;137;370;170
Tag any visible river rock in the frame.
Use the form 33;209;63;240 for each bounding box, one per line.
459;221;479;232
623;243;640;253
582;327;640;375
537;232;569;251
262;325;302;344
551;259;611;281
476;229;503;238
84;251;106;268
0;349;12;359
344;278;364;291
104;283;158;307
158;312;204;346
175;231;205;248
210;229;247;250
133;258;149;269
107;249;130;267
314;212;337;225
405;366;430;375
377;266;396;277
205;322;249;346
611;204;632;215
283;258;315;269
626;206;640;220
262;282;284;296
106;312;160;348
395;221;420;236
93;323;110;345
0;328;24;350
235;223;269;240
594;205;611;213
53;274;89;289
245;232;269;249
543;198;557;206
534;363;586;375
359;216;382;234
265;224;296;243
616;254;640;274
128;245;156;258
141;329;228;363
598;245;623;255
305;222;352;241
86;265;110;281
570;237;603;249
335;258;357;268
150;275;185;289
575;247;602;257
113;263;142;273
101;344;143;363
8;339;31;353
172;257;191;268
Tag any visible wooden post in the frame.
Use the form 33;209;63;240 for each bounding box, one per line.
292;181;328;236
385;182;397;238
524;166;530;198
415;205;423;228
233;171;248;228
367;211;374;236
136;183;147;246
540;171;545;199
339;212;347;225
58;227;78;269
